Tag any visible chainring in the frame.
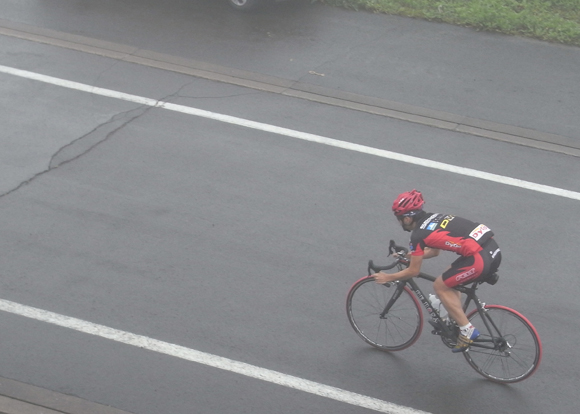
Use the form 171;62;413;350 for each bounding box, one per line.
440;322;460;348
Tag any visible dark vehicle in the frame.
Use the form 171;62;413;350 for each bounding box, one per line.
227;0;287;11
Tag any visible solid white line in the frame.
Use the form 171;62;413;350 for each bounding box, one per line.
0;299;430;414
1;64;579;201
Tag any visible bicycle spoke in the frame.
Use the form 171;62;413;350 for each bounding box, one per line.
347;278;423;351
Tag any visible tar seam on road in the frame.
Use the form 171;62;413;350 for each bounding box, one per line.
0;299;431;414
1;63;579;202
0;18;578;158
0;376;136;414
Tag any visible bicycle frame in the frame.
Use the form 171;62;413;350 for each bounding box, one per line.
371;240;506;350
383;270;501;349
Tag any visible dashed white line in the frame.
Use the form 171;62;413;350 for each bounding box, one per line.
0;64;579;201
0;299;430;414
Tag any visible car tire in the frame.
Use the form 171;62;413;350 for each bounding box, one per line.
227;0;263;11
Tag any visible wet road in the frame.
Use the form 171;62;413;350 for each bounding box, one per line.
1;1;579;414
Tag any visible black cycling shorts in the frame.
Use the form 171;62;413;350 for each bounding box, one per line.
442;239;502;288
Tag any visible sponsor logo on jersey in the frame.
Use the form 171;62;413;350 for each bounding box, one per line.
491;248;500;258
456;268;476;282
420;213;439;229
469;224;491;241
427;223;437;230
445;241;462;249
440;215;455;229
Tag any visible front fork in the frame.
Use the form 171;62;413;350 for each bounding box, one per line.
379;282;405;319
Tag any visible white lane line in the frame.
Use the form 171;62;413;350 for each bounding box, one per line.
1;64;579;202
0;299;430;414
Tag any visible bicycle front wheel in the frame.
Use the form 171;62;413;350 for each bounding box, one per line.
465;305;542;383
346;277;423;351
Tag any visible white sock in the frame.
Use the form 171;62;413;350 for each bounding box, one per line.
460;323;474;336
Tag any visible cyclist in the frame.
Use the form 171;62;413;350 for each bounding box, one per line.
372;189;502;352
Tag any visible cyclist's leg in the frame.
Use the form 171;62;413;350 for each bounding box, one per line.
434;255;481;325
437;254;489;351
434;276;467;325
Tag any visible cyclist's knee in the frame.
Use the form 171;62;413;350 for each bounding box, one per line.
433;276;447;293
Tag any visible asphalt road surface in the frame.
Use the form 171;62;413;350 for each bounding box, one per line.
1;1;579;414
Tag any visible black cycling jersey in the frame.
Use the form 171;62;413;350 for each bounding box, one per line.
409;211;494;257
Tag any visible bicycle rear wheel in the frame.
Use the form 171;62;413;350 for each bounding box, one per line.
346;276;423;351
465;305;542;383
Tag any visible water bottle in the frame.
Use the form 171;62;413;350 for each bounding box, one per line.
428;294;448;320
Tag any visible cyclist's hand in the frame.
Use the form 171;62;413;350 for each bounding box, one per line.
373;272;397;284
393;251;410;259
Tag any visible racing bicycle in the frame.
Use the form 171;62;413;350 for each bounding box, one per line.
346;240;542;383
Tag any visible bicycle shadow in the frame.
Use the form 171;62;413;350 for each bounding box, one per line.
425;377;534;413
344;342;538;413
341;345;419;380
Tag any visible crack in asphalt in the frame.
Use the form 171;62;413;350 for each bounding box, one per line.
48;106;149;170
1;20;577;157
0;107;146;200
170;76;263;101
0;84;192;200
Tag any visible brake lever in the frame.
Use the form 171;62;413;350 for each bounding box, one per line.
389;239;409;260
367;260;374;276
388;240;397;257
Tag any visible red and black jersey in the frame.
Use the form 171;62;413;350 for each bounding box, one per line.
409;212;494;257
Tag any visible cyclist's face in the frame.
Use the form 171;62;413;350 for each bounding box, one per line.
397;216;413;232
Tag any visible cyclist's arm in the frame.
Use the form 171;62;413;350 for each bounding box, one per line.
373;254;423;284
395;247;438;260
423;247;440;259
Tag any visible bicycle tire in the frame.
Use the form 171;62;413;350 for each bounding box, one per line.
346;276;423;351
465;305;542;383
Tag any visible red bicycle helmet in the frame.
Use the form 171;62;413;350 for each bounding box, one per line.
392;190;424;216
